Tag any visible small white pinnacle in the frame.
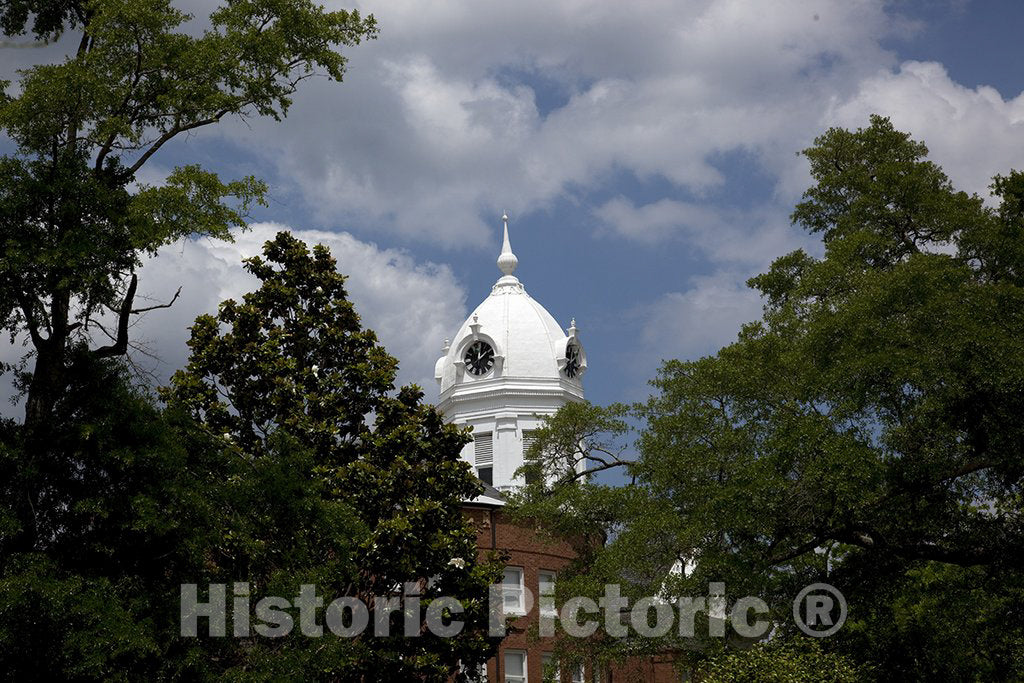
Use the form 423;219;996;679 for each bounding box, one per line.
497;212;518;276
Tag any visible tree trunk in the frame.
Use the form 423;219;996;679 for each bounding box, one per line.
23;290;71;434
24;341;65;435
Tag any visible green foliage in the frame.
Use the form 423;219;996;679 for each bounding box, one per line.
0;354;213;679
0;0;83;41
0;2;504;678
0;0;377;429
699;638;865;683
790;114;983;264
165;230;397;461
164;231;502;680
835;560;1024;681
513;117;1024;678
1;233;503;679
1;0;376;158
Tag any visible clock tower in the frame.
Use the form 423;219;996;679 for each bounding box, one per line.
434;214;586;491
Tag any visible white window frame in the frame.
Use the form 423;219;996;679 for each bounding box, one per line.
502;566;526;616
538;569;557;618
541;652;558;682
504;650;527;683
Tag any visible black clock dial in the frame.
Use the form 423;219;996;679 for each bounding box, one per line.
565;342;581;378
464;340;495;376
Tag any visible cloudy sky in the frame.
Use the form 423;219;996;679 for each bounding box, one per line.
3;0;1024;415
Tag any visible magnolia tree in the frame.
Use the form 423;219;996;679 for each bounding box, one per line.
163;232;502;680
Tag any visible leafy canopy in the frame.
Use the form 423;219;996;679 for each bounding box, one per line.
2;233;502;680
512;116;1024;678
0;0;376;428
164;231;502;680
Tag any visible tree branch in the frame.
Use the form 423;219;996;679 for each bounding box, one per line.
16;294;46;349
95;33;145;171
130;286;181;314
91;273;137;358
126;111;230;176
553;457;631;487
765;522;1002;569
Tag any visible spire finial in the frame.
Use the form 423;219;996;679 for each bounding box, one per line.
497;211;518;276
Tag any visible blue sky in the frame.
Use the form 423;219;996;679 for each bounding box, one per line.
3;0;1024;417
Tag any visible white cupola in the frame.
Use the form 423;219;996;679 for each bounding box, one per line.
435;213;586;491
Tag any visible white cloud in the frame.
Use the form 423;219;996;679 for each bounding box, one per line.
825;60;1024;200
593;196;813;269
130;223;467;392
3;223;466;418
12;1;1011;255
207;0;912;247
639;271;764;364
8;0;1024;412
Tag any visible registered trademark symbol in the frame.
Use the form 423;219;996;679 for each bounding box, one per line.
793;582;847;637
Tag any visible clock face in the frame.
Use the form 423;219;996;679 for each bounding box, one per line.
565;342;581;378
464;340;495;376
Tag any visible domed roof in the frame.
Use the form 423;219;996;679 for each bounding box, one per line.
436;215;585;395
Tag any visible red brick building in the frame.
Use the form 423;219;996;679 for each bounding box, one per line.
465;489;575;682
463;489;680;683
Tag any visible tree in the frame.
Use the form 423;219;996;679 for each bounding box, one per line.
163;231;501;680
512;116;1024;678
0;0;377;433
1;233;502;679
0;345;237;678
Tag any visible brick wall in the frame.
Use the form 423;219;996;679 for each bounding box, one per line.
464;504;684;682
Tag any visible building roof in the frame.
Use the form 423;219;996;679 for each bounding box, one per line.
435;214;584;395
465;479;507;507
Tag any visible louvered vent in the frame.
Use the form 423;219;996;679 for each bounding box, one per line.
474;432;493;465
522;430;537;458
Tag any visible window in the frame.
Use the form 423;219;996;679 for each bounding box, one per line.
538;570;556;618
538;570;556;595
571;662;584;683
523;430;540;485
460;660;488;682
475;432;494;485
502;567;525;615
522;430;537;455
504;651;527;683
524;463;539;486
541;652;558;682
